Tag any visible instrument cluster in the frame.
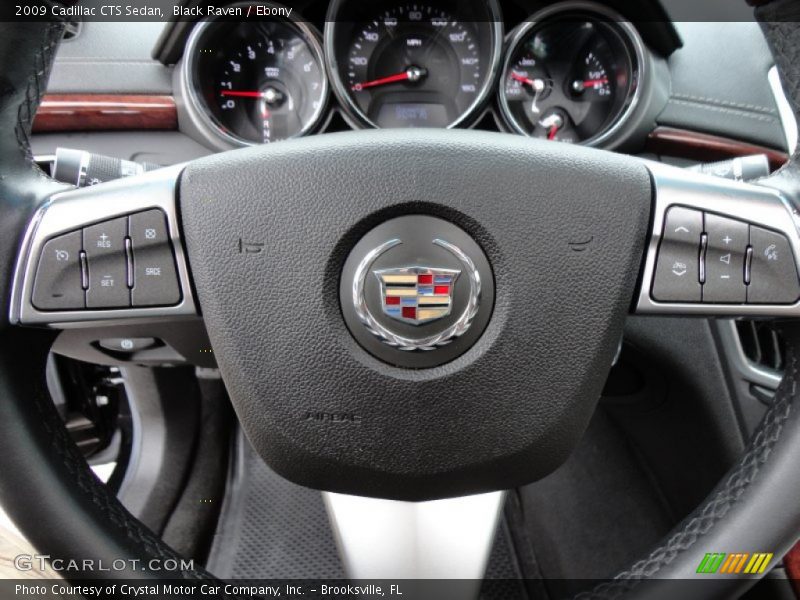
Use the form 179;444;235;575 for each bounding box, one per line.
181;0;647;149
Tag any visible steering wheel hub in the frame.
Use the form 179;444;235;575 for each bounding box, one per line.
340;215;494;367
177;130;652;499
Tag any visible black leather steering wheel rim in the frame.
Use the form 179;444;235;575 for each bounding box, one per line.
0;19;215;582
0;4;799;596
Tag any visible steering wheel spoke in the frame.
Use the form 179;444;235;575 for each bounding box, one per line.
636;160;800;317
10;165;197;327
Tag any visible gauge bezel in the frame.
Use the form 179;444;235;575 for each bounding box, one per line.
181;1;330;147
497;1;646;148
324;0;504;130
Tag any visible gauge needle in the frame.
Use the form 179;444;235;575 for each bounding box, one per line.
220;90;265;98
572;78;609;92
539;113;564;141
511;73;546;113
351;66;427;91
222;87;284;106
510;73;545;91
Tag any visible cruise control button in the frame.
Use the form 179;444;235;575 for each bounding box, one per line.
748;226;800;304
84;217;130;308
652;207;702;302
129;210;181;307
703;213;747;303
32;230;84;310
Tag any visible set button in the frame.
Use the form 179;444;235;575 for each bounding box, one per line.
85;217;129;308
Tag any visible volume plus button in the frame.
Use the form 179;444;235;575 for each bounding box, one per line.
703;213;747;304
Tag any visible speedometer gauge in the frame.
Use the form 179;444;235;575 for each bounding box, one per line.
498;3;644;147
182;2;328;147
325;0;502;129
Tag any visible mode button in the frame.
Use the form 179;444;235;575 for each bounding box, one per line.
129;210;181;307
652;207;703;302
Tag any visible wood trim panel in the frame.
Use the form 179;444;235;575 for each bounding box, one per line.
646;126;788;171
32;94;177;133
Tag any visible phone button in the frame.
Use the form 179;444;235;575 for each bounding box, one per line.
748;226;800;304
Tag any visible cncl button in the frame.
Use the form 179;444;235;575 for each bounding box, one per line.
32;230;84;310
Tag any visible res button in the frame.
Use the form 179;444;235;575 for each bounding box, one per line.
84;217;130;308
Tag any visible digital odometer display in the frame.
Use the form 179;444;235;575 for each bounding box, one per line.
326;1;502;129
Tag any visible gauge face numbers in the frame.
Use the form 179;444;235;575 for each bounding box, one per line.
191;19;327;145
500;18;637;145
328;3;500;129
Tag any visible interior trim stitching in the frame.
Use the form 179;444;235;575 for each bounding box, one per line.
574;340;798;598
670;92;778;116
666;99;779;123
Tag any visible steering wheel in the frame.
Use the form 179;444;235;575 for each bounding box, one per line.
2;2;800;597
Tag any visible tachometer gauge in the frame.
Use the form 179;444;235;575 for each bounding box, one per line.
182;2;328;147
325;0;502;129
498;3;644;147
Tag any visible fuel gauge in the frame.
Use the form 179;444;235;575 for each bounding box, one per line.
499;4;644;147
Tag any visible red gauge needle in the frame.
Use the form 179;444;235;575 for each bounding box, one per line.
351;66;427;91
511;73;546;95
511;72;536;86
582;78;609;86
547;125;559;140
352;72;409;91
221;90;264;98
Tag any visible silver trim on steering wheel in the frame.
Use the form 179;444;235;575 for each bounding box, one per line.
637;160;800;317
9;165;196;326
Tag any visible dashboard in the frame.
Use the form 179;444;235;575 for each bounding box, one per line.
176;0;653;150
31;2;791;170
